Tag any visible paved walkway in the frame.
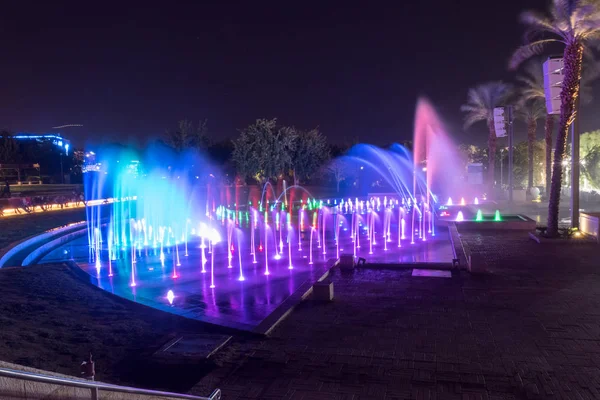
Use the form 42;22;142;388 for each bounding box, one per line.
193;231;600;399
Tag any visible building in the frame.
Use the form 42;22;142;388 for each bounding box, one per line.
10;133;71;155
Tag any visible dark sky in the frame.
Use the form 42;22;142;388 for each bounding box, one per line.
1;0;597;149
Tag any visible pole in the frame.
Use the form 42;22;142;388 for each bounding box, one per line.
60;153;64;184
500;150;503;188
508;106;514;204
571;96;580;229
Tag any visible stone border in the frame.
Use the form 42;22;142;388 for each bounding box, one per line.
0;221;86;268
21;227;89;266
455;214;536;231
528;231;598;245
451;223;487;274
252;259;337;336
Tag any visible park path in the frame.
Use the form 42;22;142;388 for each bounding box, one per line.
193;231;600;399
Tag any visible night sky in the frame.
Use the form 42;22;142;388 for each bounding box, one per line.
1;0;597;149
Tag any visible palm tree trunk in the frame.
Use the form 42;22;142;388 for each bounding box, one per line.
487;119;497;195
545;114;554;197
546;42;583;237
527;118;537;189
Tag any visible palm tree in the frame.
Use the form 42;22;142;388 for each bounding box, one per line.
509;0;600;236
461;82;511;193
517;61;554;196
517;56;600;197
517;99;546;190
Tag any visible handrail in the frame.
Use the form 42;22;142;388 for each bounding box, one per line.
0;367;221;400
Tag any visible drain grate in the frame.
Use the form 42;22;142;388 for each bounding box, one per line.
411;269;451;278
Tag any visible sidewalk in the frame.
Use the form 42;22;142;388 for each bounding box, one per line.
193;230;600;399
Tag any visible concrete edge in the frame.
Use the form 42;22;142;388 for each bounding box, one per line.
0;221;86;268
252;259;337;336
355;262;454;271
528;231;599;245
21;228;88;266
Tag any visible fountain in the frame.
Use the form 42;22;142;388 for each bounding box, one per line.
27;99;468;330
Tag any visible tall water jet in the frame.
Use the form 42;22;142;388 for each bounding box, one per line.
309;227;315;265
237;232;245;281
264;224;270;275
476;209;483;221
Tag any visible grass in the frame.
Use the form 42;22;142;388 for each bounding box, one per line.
0;210;237;393
0;263;234;392
0;208;87;250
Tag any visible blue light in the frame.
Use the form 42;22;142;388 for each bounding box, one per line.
57;140;63;147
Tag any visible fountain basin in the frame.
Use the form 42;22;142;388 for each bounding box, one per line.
454;214;536;231
580;212;600;239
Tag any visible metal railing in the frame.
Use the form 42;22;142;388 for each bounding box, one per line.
0;367;221;400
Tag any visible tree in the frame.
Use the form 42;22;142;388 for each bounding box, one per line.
0;133;20;163
325;158;352;193
579;130;600;190
457;144;486;172
461;82;511;191
291;128;329;184
517;56;600;196
517;99;545;189
509;0;600;236
517;60;554;196
232;118;296;183
513;140;546;188
164;119;210;152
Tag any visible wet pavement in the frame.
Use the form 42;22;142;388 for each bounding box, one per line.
192;230;600;399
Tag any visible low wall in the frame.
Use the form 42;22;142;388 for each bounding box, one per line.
0;361;179;400
0;360;215;399
455;215;536;231
581;212;600;239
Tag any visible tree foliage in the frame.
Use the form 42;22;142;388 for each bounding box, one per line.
509;0;600;235
232;118;297;183
165;119;210;152
0;133;20;163
291;128;329;184
513;140;545;188
325;158;353;193
461;82;511;188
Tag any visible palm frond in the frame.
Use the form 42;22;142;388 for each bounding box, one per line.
521;10;561;36
509;40;560;70
461;82;510;130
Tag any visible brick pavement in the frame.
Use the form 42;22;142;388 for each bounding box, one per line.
192;231;600;399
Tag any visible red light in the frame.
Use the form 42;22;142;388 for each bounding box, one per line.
258;244;263;252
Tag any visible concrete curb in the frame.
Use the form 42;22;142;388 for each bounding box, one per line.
0;221;86;268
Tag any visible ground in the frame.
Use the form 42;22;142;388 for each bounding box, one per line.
2;212;600;399
0;211;239;392
0;208;86;250
191;231;600;400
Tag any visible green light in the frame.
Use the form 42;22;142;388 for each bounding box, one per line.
494;210;502;222
475;210;483;221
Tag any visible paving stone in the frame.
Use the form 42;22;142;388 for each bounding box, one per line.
192;231;600;400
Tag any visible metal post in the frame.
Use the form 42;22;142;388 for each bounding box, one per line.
500;149;503;188
508;106;514;204
571;96;580;229
90;387;99;400
60;153;64;184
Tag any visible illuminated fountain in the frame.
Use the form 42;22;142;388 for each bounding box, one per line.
41;100;461;330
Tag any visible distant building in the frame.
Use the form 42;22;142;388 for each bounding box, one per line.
10;133;71;155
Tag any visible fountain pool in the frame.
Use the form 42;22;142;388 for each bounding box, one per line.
40;200;454;331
